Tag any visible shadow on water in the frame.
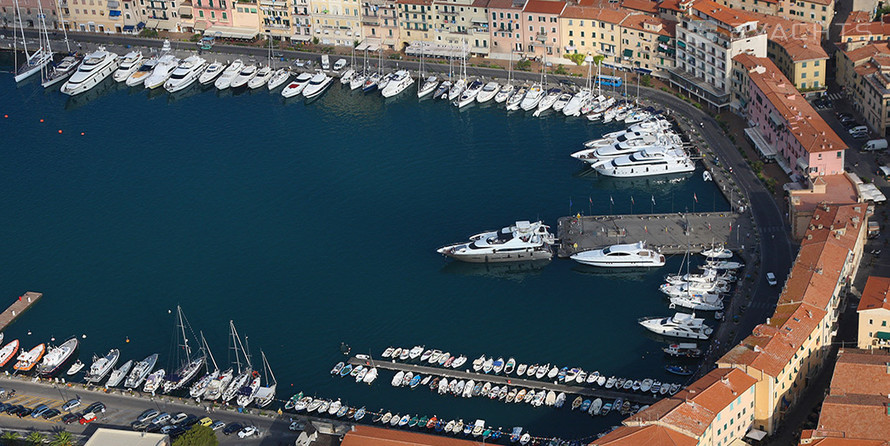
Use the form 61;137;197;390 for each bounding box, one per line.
439;259;551;281
569;264;664;281
166;82;203;103
64;77;124;111
572;168;695;193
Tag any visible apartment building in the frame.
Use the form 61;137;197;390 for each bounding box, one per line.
559;6;631;65
857;276;890;350
592;368;759;446
776;0;832;33
64;0;126;32
838;17;890;50
311;0;362;46
192;0;230;31
620;13;675;74
487;0;525;58
520;0;565;61
361;0;399;48
0;0;61;30
733;55;845;177
433;0;490;56
749;11;826;90
291;0;311;41
835;42;890;137
718;0;778;16
670;0;767;109
396;0;434;48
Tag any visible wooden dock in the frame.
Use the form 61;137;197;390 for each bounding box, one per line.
347;356;660;405
557;212;754;258
0;292;42;332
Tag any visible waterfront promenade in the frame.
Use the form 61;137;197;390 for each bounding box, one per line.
0;292;41;332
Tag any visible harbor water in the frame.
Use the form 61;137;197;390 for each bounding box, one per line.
0;65;728;439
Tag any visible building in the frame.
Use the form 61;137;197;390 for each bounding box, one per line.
397;0;434;49
619;13;675;75
64;0;126;32
732;55;845;179
342;424;489;445
310;0;362;46
776;0;833;33
798;348;890;444
592;368;759;446
838;17;890;50
257;0;291;40
717;203;868;435
717;0;778;16
835;42;890;136
669;0;767;109
748;11;826;91
787;173;860;239
0;0;62;30
559;6;631;66
487;0;525;58
857;276;890;350
432;0;490;56
84;428;169;446
520;0;565;62
361;0;399;49
192;0;230;32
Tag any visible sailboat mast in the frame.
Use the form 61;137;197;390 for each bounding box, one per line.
201;331;219;372
13;0;29;61
229;320;242;373
508;52;513;85
55;0;70;52
176;306;192;361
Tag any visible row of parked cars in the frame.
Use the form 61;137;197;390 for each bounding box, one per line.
0;398;104;426
131;408;259;439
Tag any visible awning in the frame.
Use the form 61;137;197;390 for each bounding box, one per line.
108;10;121;17
745;429;768;441
123;25;135;31
876;331;890;340
658;35;670;43
204;25;258;39
137;21;145;29
859;183;887;203
178;6;192;16
291;34;311;42
194;20;209;31
879;166;890;177
564;45;576;52
355;42;370;51
633;67;652;74
744;127;777;160
623;49;633;57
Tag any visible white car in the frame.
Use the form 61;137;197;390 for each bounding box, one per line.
238;425;258;438
766;272;777;286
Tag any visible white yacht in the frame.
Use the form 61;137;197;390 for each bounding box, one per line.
339;68;355;85
164;55;207;93
198;60;226;85
381;70;414;98
668;292;724;311
113;51;144;82
248;66;274;89
571;135;669;162
448;78;467;102
204;368;234;401
583;127;667;148
267;68;291;90
591;148;695;178
494;83;515;103
143;54;179;89
281;72;313;98
230;64;258;88
215;59;244;90
570;241;665;268
437;221;555;263
534;88;561;116
520;83;544;111
60;48;119;96
85;348;120;384
476;81;499;103
350;70;367;91
143;369;166;393
638;312;713;340
455;79;483;108
505;85;527;111
125;353;158;389
35;338;78;376
563;89;591;117
126;57;158;87
106;360;133;388
41;54;83;88
702;245;733;259
418;75;439;98
302;71;333;99
552;92;573;112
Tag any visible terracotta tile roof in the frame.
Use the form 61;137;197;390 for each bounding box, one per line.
733;54;846;154
471;0;490;7
816;394;890;442
396;0;433;5
622;368;757;437
657;0;684;12
801;436;890;446
620;0;657;13
747;11;826;61
800;204;867;249
845;11;874;24
590;425;698;446
801;0;832;6
342;425;489;446
620;14;674;36
487;0;525;10
840;21;890;39
857;276;890;312
841;42;890;64
522;0;566;15
829;349;890;397
560;5;632;23
691;0;759;27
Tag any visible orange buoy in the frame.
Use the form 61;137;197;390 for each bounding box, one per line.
58;130;63;134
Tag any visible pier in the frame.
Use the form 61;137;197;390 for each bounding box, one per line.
347;357;660;405
557;212;755;258
0;292;42;331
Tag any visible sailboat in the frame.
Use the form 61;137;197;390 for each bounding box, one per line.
12;0;53;82
564;55;593;117
189;332;220;399
340;45;356;85
248;35;275;89
417;45;438;98
252;351;277;408
41;0;81;88
161;305;206;394
221;321;254;403
434;54;453;100
447;42;468;102
494;52;515;103
350;48;368;90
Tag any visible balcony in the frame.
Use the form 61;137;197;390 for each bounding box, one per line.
536;32;547;42
106;0;120;8
362;17;379;25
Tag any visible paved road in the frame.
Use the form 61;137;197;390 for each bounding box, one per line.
0;375;300;445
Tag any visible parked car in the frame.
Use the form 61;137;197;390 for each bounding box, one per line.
169;412;189;425
199;417;213;427
160;425;178;434
0;403;12;413
211;421;226;431
767;272;778;286
151;412;171;425
42;409;61;420
85;402;106;414
62;413;80;424
31;404;50;418
182;415;200;427
223;422;243;435
62;398;81;412
289;421;305;431
79;412;97;425
5;405;23;415
17;407;33;418
136;409;159;423
865;139;889;151
238;425;258;438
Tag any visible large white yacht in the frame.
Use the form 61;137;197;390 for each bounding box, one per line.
35;338;78;376
563;89;591;117
570;241;665;267
591;149;695;178
125;57;158;87
668;292;724;311
164;55;207;93
571;134;665;162
638;312;713;340
520;83;543;111
302;72;333;99
85;348;120;384
143;54;179;89
281;72;313;98
199;60;226;85
583;125;669;148
60;48;119;96
229;63;258;88
456;79;483;108
248;66;274;89
494;83;515;103
381;70;414;98
437;221;555;263
215;59;244;90
476;81;499;103
113;51;144;82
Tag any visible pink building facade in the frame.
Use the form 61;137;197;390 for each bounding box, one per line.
519;0;563;61
487;0;525;59
192;0;232;30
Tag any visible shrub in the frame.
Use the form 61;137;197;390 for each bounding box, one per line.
139;29;159;38
640;74;652;87
563;53;586;66
516;59;532;71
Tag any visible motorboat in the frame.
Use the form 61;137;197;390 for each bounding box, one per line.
60;48;119;96
591;148;696;178
14;343;46;371
143;54;179;89
583;127;669;148
553;92;573;112
668;292;724;311
663;343;702;358
248;66;274;89
126;57;158;87
665;365;694;376
198;60;226;85
204;368;234;400
339;68;355;84
281;72;313;98
704;260;745;270
434;80;452;99
267;68;291;90
377;71;396;92
164;55;207;93
519;83;543;111
113;51;144;82
533;87;561;116
505;85;527;111
66;360;84;375
143;369;166;393
381;70;414;98
303;71;334;99
448;78;467;102
36;337;78;376
639;312;713;339
437;220;555;263
575;134;681;161
85;348;120;384
661;280;729;295
476;81;499;103
563;89;591;116
456;79;483;108
417;75;439;98
215;59;245;90
0;339;20;368
125;353;158;389
349;70;367;90
106;360;133;387
42;54;84;88
230;64;258;88
494;83;515;103
570;241;665;267
702;244;733;259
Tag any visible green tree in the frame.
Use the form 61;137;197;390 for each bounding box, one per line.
1;431;20;446
563;53;586;66
48;432;74;446
592;54;605;67
516;59;532;71
172;425;218;446
24;432;44;445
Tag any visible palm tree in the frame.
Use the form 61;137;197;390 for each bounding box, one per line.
24;432;45;445
48;432;74;446
1;431;21;445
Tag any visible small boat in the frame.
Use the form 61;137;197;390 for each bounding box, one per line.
408;415;419;427
427;416;438;429
453;419;464;434
330;362;344;375
663;342;703;358
125;353;158;389
106;360;133;388
229;63;258;88
382;347;394;358
601;402;613;415
302;71;334;99
520;433;531;445
409;374;422;388
510;427;523;443
355;406;366;421
442;355;454;367
66;360;84;376
579;399;591;411
703;170;713;181
389;413;400;426
113;51;144;82
452;355;467;368
640;378;653;392
402;371;414;387
328;399;342;416
284;393;303;410
391;370;405;386
36;338;78;377
317;400;331;414
438;352;450;366
14;344;46;372
669;383;681;394
248;66;274;89
381;412;393;424
665;365;694;376
571;396;583;410
515;389;527;403
516;363;527;376
399;348;410;361
339;364;353;377
544;390;556;406
506;388;517;402
492;357;505;374
546;366;558;379
554;392;566;408
281;72;314;98
527;364;538;377
337;405;350;418
589;398;602;415
701;244;733;259
307;399;322;413
409;345;424;360
472;355;485;372
613;398;624;414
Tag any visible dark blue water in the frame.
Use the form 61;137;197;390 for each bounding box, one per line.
0;66;727;440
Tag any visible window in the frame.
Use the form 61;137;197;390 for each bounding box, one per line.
221;11;226;19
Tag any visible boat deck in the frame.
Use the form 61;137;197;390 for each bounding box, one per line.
556;212;754;257
0;292;42;332
347;356;660;405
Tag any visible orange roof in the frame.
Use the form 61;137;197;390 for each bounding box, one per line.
620;0;657;13
342;425;489;446
845;11;874;25
487;0;525;10
748;11;826;61
789;174;859;215
560;5;632;23
691;0;759;28
829;349;890;397
657;0;684;12
857;276;890;312
840;21;890;39
733;54;845;154
590;425;697;446
817;394;890;442
620;14;674;36
623;368;757;437
523;0;566;15
801;436;889;446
